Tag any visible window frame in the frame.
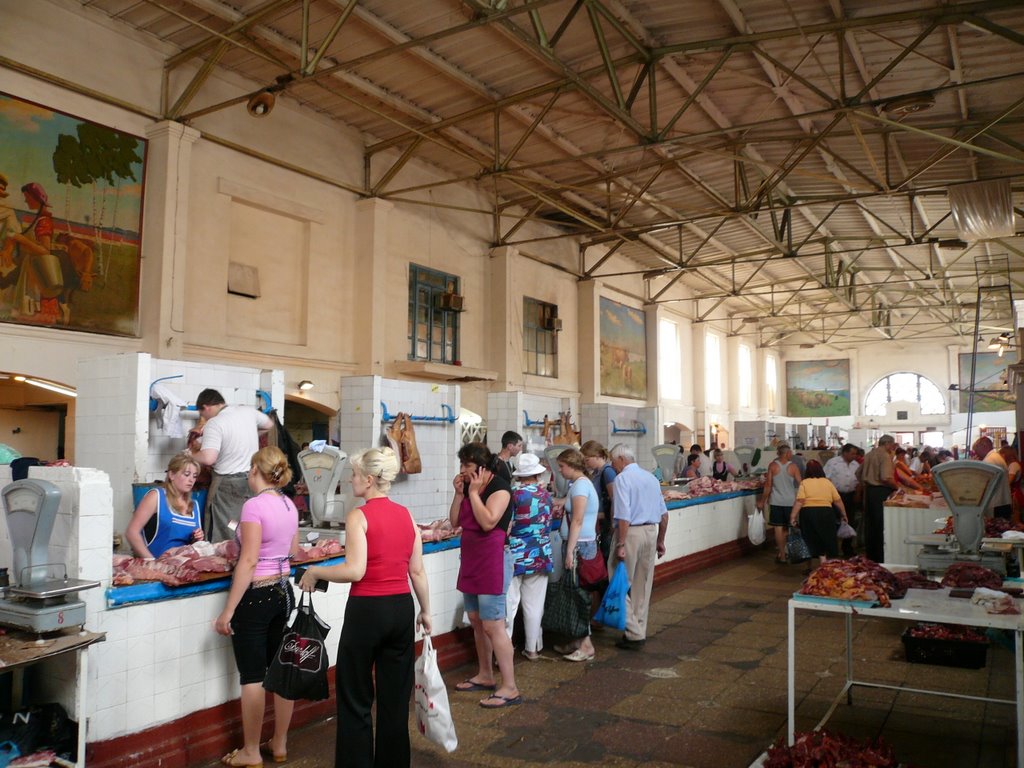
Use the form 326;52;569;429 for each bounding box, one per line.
864;372;946;416
705;332;722;406
658;318;682;401
738;343;752;408
522;296;558;378
408;264;460;364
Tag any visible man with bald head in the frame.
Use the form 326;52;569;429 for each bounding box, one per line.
859;434;898;563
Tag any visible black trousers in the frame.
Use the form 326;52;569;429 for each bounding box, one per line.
864;485;890;563
335;593;415;768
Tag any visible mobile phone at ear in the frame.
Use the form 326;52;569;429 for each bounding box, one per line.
293;566;328;592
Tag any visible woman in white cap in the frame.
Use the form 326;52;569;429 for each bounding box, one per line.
504;453;553;660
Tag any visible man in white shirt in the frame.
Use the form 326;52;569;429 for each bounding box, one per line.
610;444;668;650
192;388;273;542
825;444;860;557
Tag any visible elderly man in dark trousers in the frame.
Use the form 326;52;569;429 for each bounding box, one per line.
858;434;898;563
191;388;272;542
609;443;668;650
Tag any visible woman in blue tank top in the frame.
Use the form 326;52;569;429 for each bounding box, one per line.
125;453;203;558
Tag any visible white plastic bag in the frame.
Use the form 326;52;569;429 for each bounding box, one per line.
747;509;766;546
414;635;457;752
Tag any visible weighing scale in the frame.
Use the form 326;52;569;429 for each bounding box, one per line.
297;446;349;527
652;444;681;482
0;480;99;633
906;461;1008;575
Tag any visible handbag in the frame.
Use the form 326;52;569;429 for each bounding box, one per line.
263;591;331;701
593;562;629;631
541;568;590;639
748;509;766;546
414;635;457;752
578;548;608;590
786;527;812;564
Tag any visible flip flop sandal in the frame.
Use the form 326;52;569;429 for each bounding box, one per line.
220;749;263;768
455;679;496;692
259;741;287;764
563;649;595;662
479;693;523;709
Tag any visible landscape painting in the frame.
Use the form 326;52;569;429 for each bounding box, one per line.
959;352;1016;413
786;359;851;417
0;92;146;336
599;297;647;399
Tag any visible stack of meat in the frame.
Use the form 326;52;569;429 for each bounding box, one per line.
940;561;1003;590
292;537;344;563
799;557;905;606
418;519;462;543
670;475;763;499
894;570;941;590
112;540;240;587
933;516;1024;537
764;731;897;768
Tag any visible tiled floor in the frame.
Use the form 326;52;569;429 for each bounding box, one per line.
200;550;1018;767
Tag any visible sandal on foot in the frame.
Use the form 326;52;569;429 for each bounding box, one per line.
479;693;523;709
563;649;595;662
259;741;287;764
552;642;575;655
455;678;496;692
221;750;263;768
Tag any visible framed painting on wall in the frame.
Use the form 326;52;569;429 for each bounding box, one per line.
785;360;851;417
599;296;647;399
0;92;146;336
959;352;1016;412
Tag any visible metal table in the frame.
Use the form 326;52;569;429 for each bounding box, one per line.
787;589;1024;767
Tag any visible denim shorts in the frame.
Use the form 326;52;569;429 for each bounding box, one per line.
463;549;513;621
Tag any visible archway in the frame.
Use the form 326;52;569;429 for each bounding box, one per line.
283;394;337;447
0;371;76;461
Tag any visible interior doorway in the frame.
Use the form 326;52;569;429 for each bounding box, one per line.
0;372;76;462
283;396;336;448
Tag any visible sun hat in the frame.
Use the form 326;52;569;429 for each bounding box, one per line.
512;453;544;477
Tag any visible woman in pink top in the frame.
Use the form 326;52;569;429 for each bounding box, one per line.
214;446;299;768
299;447;431;768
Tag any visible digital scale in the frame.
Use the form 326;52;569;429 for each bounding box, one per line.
906;461;1009;575
0;480;99;633
297;446;349;527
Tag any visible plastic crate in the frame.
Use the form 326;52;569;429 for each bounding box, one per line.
901;628;989;669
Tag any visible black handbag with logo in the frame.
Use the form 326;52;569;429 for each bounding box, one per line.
263;591;331;701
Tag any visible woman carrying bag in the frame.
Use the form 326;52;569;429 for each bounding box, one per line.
299;447;431;768
214;447;299;768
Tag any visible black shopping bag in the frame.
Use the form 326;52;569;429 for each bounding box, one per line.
263;591;331;701
786;528;812;564
541;569;590;639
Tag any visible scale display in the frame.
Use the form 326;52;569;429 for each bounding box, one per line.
933;463;1002;508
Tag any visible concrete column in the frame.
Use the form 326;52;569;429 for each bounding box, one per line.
578;280;601;402
353;198;394;374
489;245;517;389
140;122;200;358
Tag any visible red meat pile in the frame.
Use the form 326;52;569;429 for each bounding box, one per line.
908;623;987;643
940;561;1003;590
934;516;1024;537
292;537;344;563
894;570;941;590
417;519;462;543
112;540;240;587
800;557;905;606
764;731;897;768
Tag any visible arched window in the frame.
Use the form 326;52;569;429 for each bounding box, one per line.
864;373;945;416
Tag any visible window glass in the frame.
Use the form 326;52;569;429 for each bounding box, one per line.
658;319;682;400
738;344;752;408
864;373;946;416
523;297;558;377
408;265;459;364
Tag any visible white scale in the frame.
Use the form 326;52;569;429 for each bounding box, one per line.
907;461;1009;575
297;446;349;527
0;480;99;633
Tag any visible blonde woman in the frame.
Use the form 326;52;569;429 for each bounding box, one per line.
299;447;431;768
125;453;204;559
214;447;299;768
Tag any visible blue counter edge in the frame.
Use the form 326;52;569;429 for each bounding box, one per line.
106;536;463;608
665;489;757;510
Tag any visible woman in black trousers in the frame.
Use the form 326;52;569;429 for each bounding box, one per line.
299;447;431;767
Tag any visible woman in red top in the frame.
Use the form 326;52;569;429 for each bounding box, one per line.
9;182;55;321
300;447;431;768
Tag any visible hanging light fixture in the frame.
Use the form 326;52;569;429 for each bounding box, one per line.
298;380;314;391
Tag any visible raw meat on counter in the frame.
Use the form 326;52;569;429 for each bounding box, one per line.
663;475;763;500
933;515;1024;537
799;557;905;606
941;561;1003;590
894;570;941;590
292;537;344;563
764;730;897;768
112;540;240;587
418;519;462;543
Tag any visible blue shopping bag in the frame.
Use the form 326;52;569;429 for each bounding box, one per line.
594;561;629;631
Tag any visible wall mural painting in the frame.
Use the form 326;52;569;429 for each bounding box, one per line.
786;359;851;417
959;352;1016;413
0;92;146;336
599;297;647;399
